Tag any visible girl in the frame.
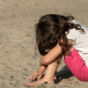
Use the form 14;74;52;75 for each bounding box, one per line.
27;14;88;87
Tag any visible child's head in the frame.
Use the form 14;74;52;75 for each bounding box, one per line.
35;14;84;55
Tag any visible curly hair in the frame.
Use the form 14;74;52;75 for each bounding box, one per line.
35;14;85;56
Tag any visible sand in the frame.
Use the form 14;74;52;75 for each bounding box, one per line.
0;0;88;88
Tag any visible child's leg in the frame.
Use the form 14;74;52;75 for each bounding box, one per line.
64;48;88;81
27;57;61;87
43;59;59;82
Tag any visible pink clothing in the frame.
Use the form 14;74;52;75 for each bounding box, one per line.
64;49;88;81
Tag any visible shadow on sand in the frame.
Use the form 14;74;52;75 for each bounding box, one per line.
54;65;73;84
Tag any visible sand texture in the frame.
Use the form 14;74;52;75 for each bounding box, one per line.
0;0;88;88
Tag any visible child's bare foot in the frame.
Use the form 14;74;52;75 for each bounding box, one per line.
26;77;54;87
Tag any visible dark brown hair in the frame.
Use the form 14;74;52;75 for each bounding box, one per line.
35;14;84;56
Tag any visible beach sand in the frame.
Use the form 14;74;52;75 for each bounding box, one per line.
0;0;88;88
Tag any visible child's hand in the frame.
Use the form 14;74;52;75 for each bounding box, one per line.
30;71;42;81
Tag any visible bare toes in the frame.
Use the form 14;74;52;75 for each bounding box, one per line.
26;83;36;87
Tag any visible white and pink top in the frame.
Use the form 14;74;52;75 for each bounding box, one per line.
67;20;88;67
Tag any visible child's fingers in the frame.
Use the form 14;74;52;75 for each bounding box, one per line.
32;76;36;81
30;74;33;81
30;72;39;81
31;74;37;81
38;75;42;80
32;74;38;81
30;74;35;81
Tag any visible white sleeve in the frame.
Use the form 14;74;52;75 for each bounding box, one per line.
66;28;77;41
71;20;88;31
66;28;78;45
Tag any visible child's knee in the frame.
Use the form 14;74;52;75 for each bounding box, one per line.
55;57;62;64
53;60;60;65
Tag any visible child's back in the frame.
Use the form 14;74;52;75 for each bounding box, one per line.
67;20;88;67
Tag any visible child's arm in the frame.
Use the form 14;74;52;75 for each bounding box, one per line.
38;64;47;74
39;43;62;65
30;63;47;81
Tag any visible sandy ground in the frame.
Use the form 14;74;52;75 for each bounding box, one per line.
0;0;88;88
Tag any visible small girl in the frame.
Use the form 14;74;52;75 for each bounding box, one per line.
27;14;88;87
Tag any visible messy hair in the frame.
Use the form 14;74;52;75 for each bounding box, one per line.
35;14;85;55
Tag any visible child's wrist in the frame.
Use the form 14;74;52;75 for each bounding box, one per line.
37;69;44;75
38;65;46;73
37;69;43;74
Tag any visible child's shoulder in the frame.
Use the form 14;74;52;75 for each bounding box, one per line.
71;19;88;31
67;28;82;41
